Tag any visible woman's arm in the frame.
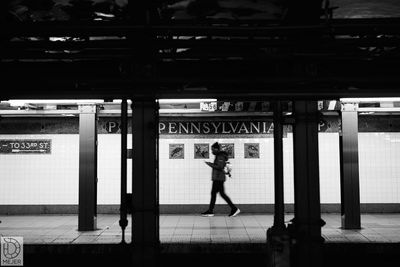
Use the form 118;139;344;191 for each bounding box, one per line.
205;155;225;170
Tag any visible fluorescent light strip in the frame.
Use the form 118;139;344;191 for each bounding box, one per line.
358;107;400;112
7;99;105;106
340;98;400;102
158;99;217;104
5;99;217;107
107;99;132;104
159;109;200;113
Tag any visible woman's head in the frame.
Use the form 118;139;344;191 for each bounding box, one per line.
211;142;220;155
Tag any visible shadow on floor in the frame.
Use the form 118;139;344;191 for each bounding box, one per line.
22;243;400;267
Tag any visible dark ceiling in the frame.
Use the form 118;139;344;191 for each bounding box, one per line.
2;0;400;99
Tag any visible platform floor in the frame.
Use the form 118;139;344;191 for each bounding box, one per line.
1;214;400;244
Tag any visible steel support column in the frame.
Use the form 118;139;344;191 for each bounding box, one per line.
78;104;97;231
291;100;324;267
267;101;290;267
273;101;285;228
131;99;159;266
339;103;361;229
119;99;128;242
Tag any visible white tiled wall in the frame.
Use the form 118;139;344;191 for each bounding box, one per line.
97;135;132;204
283;134;294;204
319;133;341;203
359;133;400;203
282;133;340;204
0;133;398;205
0;135;79;204
0;134;133;205
159;138;274;204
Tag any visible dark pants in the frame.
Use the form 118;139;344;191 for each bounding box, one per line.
209;180;236;211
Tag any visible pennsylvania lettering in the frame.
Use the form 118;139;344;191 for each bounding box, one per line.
159;121;273;135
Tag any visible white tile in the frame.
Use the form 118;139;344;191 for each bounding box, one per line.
2;131;399;206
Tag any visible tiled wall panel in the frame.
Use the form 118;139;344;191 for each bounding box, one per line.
0;133;397;205
359;133;400;203
0;135;79;204
97;135;132;205
159;138;274;204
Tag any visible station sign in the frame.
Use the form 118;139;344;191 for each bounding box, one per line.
0;140;51;154
104;121;120;133
159;120;274;135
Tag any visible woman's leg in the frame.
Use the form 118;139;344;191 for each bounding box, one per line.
218;182;236;210
209;181;219;211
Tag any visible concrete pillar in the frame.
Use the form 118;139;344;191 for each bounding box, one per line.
131;99;159;266
291;100;324;267
78;104;97;231
340;102;361;229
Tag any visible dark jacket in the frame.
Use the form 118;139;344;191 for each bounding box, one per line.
209;151;228;181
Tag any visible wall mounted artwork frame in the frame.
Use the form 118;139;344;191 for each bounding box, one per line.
194;143;209;159
244;143;260;158
169;144;184;159
220;143;235;159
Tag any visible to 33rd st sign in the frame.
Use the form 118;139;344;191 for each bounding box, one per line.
0;140;51;154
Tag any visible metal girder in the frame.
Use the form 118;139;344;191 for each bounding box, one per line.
2;22;400;58
4;78;400;99
4;18;400;36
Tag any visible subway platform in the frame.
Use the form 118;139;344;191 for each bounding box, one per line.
1;214;400;267
1;214;400;244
